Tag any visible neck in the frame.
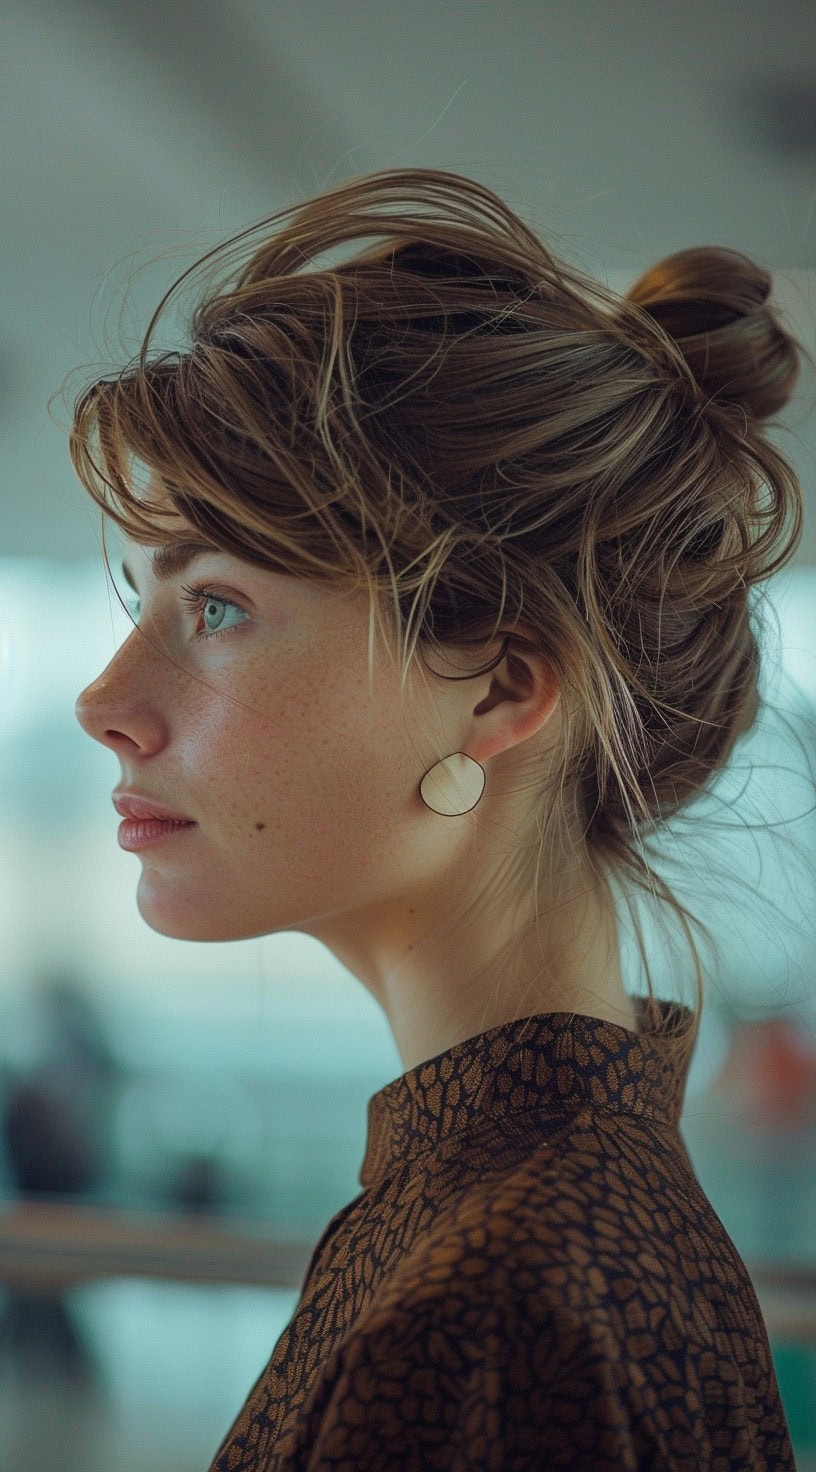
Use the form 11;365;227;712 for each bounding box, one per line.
376;870;634;1071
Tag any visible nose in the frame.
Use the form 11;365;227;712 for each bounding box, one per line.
75;673;109;743
74;643;161;757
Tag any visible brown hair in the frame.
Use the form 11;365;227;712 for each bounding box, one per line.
62;167;814;1074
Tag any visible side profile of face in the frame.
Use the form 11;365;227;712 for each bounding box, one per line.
74;504;630;1067
75;521;446;945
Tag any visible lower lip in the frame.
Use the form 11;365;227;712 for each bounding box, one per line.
117;818;197;852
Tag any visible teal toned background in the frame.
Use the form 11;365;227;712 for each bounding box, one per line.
1;1;816;1466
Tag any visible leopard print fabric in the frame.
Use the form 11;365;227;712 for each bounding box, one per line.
209;999;795;1470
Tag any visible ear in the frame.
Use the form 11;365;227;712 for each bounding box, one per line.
464;632;562;767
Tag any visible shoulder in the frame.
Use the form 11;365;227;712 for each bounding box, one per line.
366;1154;624;1328
286;1228;632;1472
338;1173;625;1385
357;1141;705;1362
280;1153;788;1469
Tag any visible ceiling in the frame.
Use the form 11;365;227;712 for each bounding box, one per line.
1;0;815;561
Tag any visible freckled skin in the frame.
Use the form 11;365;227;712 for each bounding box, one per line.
75;510;637;1070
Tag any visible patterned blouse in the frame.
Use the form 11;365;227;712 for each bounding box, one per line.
209;997;795;1470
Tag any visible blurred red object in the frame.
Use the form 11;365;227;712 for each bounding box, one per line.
711;1016;816;1133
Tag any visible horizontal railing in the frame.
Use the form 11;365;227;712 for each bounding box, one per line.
1;1201;815;1343
0;1200;314;1290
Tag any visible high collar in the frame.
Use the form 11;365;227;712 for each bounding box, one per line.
360;997;694;1189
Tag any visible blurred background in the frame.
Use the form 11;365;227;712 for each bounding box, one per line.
1;1;816;1468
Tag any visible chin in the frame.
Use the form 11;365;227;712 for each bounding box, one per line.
135;899;229;942
133;871;235;942
134;877;270;943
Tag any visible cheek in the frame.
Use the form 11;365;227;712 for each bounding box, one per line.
287;708;399;840
190;660;417;853
171;693;430;930
292;714;413;856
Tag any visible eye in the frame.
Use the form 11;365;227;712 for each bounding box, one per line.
123;583;250;642
179;582;250;640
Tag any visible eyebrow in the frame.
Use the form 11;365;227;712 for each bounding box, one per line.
120;540;220;592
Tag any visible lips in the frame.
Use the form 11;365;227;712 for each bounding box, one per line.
112;791;195;823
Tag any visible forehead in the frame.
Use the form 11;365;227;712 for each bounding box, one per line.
116;509;215;587
116;474;213;578
141;481;197;540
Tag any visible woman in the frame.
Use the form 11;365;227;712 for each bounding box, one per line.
70;168;806;1469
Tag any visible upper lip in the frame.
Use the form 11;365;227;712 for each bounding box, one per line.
112;791;195;823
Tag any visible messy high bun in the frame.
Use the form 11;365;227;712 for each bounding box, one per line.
65;167;815;1071
577;245;809;854
627;245;803;424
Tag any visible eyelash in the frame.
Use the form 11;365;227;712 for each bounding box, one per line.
123;580;249;641
178;582;249;641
